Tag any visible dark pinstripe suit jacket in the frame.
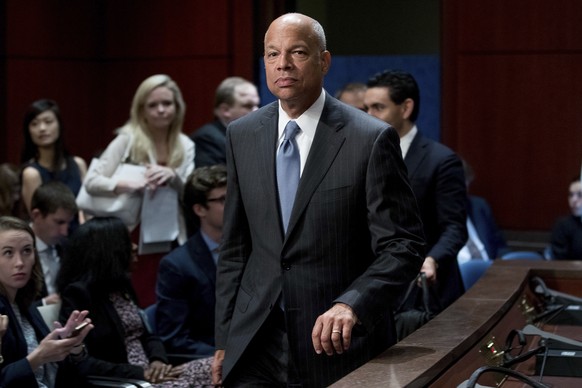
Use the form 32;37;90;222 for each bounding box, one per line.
215;95;425;387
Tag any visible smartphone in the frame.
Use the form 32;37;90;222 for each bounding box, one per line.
71;321;89;337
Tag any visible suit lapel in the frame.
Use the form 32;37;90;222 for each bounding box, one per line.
252;103;281;232
404;132;427;179
286;97;346;236
188;232;217;285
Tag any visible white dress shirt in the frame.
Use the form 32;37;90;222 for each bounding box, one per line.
36;237;60;295
277;89;326;176
399;125;418;159
457;218;490;265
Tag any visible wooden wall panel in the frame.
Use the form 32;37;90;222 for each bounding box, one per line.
455;55;582;229
5;59;104;165
103;1;229;58
5;1;103;58
457;0;582;52
443;0;582;231
1;0;255;166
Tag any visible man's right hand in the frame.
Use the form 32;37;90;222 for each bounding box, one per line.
420;256;437;283
212;349;225;386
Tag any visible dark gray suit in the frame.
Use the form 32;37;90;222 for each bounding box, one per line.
190;120;227;167
404;133;468;310
215;95;425;387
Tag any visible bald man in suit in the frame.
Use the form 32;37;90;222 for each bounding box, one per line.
212;13;425;387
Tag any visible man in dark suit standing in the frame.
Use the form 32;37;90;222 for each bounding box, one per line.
156;165;227;357
190;77;260;167
212;13;425;387
365;70;468;312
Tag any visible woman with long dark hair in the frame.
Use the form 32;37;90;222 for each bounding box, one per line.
57;217;212;386
20;99;86;224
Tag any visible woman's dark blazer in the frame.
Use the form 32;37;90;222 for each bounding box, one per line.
59;279;168;380
0;295;81;387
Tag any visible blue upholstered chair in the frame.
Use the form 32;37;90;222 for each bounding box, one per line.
501;251;544;260
459;260;493;290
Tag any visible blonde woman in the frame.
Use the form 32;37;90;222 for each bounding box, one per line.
83;74;194;306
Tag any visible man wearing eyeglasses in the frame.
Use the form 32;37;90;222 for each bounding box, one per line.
155;164;227;357
190;77;260;168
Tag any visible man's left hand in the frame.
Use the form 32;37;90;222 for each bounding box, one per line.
312;303;357;356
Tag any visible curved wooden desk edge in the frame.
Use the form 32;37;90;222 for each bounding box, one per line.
331;260;582;388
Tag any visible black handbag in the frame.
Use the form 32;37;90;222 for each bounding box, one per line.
394;272;438;341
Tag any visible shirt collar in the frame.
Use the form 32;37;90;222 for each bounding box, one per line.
400;125;418;159
200;231;220;265
35;236;50;253
277;89;326;141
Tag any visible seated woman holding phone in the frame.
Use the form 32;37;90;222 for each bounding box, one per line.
0;216;93;387
57;217;212;387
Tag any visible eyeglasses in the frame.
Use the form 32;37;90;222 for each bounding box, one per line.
206;195;226;205
569;191;582;199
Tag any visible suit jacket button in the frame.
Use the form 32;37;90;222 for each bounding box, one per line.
281;260;291;270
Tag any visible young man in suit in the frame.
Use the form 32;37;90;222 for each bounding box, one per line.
190;77;260;168
212;13;425;387
458;159;509;262
30;181;77;306
365;69;468;312
156;165;226;357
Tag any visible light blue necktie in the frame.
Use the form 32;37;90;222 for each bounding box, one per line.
277;120;301;232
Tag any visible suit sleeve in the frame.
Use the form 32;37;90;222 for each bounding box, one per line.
156;256;215;355
550;217;572;259
0;354;37;388
427;153;468;262
83;133;131;194
472;197;510;258
334;128;426;331
192;129;227;167
168;135;195;192
214;128;252;350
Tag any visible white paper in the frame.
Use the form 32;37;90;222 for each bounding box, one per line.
138;186;179;254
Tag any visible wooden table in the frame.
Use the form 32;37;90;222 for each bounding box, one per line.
331;260;582;387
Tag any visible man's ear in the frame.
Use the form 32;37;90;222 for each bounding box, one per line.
321;50;331;75
401;98;415;121
30;208;42;221
193;203;206;219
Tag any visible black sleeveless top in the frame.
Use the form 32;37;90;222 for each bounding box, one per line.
28;156;82;197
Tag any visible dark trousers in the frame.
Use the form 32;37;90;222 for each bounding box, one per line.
225;307;295;387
